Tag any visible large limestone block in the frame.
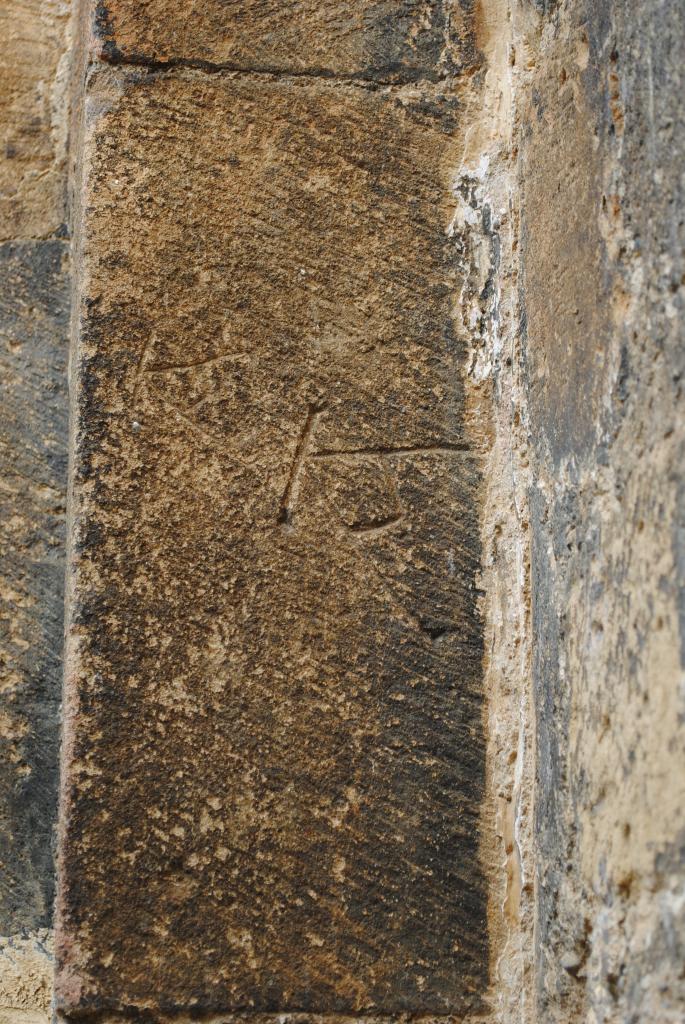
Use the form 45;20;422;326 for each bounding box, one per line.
89;0;477;81
57;69;487;1018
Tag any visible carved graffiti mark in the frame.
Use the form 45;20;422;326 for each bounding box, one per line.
161;398;254;474
347;513;405;537
145;352;248;374
342;460;405;536
279;408;478;534
145;385;466;641
311;443;473;460
278;404;326;529
274;423;473;638
132;335;153;401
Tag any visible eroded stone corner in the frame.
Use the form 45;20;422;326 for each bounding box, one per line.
450;2;543;1022
0;931;54;1024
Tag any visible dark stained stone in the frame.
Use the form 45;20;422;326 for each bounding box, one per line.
89;0;480;81
0;239;69;933
56;68;488;1019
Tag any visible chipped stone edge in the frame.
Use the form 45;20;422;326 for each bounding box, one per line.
454;2;543;1021
0;930;54;1024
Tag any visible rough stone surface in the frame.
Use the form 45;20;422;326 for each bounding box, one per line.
0;930;54;1023
3;2;679;1023
516;0;685;1020
57;15;490;1015
0;3;71;1022
87;0;479;82
0;241;69;937
0;244;68;1024
0;0;71;240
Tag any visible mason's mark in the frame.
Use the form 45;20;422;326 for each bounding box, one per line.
279;406;476;530
278;404;326;528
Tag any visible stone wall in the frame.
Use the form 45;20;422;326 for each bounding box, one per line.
0;2;682;1022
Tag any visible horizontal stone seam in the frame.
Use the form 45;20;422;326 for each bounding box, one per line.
0;232;70;245
90;53;458;90
57;1014;473;1023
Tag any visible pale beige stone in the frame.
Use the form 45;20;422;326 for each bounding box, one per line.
0;0;72;239
0;930;53;1024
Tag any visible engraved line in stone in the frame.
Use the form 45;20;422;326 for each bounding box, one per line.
348;513;405;537
145;352;247;373
162;399;253;473
82;1012;465;1022
96;51;451;90
278;404;325;527
311;443;475;460
132;334;153;400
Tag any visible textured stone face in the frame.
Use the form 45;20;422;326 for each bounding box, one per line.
0;242;68;935
90;0;477;80
518;0;685;1019
57;35;488;1021
0;0;71;240
0;239;69;1018
0;1;72;1019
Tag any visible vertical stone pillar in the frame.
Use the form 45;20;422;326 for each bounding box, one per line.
0;2;71;1019
58;3;490;1018
514;1;685;1019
